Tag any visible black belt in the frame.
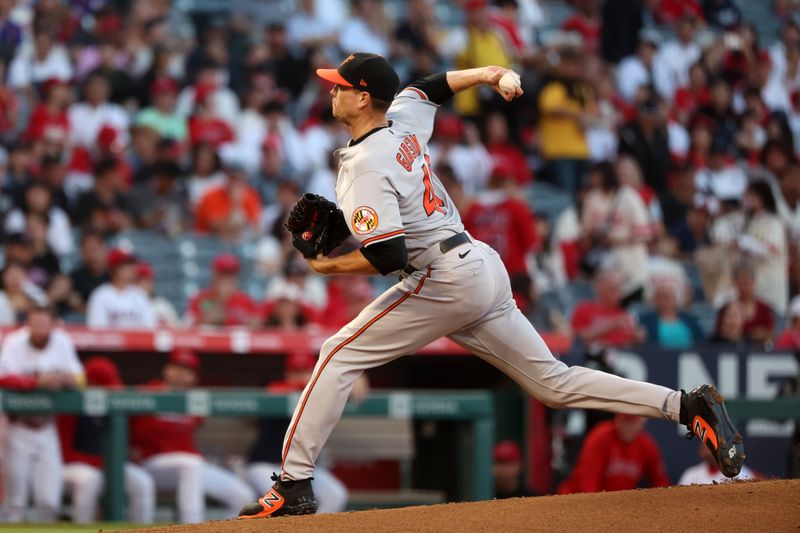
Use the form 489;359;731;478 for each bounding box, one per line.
403;232;471;274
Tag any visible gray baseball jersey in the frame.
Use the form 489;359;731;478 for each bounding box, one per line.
335;88;463;260
279;87;682;483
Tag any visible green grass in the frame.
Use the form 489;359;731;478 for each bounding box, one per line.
0;523;148;532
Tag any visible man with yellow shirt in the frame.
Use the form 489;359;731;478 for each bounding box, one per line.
537;47;594;194
454;0;514;117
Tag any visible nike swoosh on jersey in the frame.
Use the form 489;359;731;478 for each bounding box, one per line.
458;250;471;259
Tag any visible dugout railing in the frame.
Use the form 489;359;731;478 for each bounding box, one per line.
0;389;495;521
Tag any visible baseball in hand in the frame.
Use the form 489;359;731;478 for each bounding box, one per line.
498;71;521;94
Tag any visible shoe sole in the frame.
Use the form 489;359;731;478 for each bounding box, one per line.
280;502;318;516
239;501;318;519
699;385;746;478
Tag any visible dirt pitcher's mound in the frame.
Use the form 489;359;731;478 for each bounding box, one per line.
117;479;799;533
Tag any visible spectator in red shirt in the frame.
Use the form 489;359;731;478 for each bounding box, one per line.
484;111;531;185
775;296;800;349
186;253;260;327
188;82;235;148
571;269;645;347
462;162;538;309
715;260;775;343
193;164;262;241
674;64;710;125
319;276;375;329
557;414;670;494
24;78;70;144
130;350;254;523
58;357;155;523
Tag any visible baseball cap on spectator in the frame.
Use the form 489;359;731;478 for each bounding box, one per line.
491;160;517;179
84;356;124;388
97;125;120;152
107;248;136;270
95;12;123;36
151;77;178;95
286;350;317;372
169;349;200;370
316;52;399;102
41;77;68;97
493;440;522;463
637;98;661;117
270;280;303;303
464;0;488;9
136;261;154;279
213;253;240;274
4;232;31;247
435;115;464;140
194;82;216;104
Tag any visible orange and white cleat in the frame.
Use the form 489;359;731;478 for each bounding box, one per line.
238;473;317;519
681;385;746;478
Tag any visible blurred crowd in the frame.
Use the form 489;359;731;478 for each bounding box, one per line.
2;0;800;346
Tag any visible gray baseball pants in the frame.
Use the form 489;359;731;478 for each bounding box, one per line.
280;239;681;480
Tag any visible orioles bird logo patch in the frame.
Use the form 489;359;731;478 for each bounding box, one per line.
352;206;378;235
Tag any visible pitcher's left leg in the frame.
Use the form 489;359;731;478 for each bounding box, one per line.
449;288;743;476
450;306;680;419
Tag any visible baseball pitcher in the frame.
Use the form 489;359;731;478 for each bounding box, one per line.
239;54;745;518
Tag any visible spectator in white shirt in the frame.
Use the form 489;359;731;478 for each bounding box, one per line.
616;32;659;104
339;0;390;57
67;71;129;150
86;249;156;329
694;140;748;204
739;180;789;314
768;20;800;90
0;305;84;523
4;182;73;257
286;0;339;55
7;27;73;90
186;142;226;208
136;262;179;327
175;61;240;127
654;16;701;102
428;114;492;196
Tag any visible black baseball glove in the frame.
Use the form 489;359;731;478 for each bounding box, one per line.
284;193;351;258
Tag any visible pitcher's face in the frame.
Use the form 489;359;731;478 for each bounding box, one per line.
330;84;366;123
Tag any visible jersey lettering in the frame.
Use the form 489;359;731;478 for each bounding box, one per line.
395;134;423;172
422;154;446;216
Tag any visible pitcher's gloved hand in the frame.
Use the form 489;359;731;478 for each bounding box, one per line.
284;193;351;258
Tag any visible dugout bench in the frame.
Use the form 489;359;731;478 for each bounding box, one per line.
0;389;494;521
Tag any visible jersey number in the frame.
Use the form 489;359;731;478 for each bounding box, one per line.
422;155;446;217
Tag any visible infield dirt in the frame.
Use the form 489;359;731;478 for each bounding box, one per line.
114;478;799;533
